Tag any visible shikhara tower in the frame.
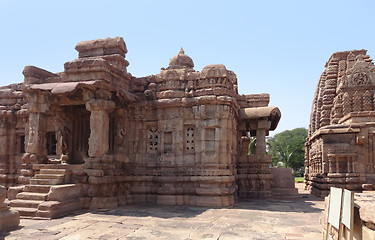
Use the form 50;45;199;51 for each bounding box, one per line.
306;50;375;196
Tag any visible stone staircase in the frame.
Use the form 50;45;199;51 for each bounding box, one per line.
10;166;82;219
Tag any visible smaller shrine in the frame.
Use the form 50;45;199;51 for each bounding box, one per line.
306;50;375;196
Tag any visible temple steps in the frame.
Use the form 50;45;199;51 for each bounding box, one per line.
10;199;44;208
40;169;66;175
10;207;38;218
16;192;48;201
10;164;82;219
30;178;63;185
24;185;51;193
33;174;65;180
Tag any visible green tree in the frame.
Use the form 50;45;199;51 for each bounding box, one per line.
248;136;256;155
267;128;307;177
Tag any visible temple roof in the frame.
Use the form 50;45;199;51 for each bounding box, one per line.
168;48;194;69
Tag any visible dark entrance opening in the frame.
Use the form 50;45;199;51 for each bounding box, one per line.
46;132;57;155
19;135;25;154
64;105;90;164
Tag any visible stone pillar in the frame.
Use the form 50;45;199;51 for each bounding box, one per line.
256;120;270;155
26;94;49;160
256;129;266;155
241;134;250;157
86;99;115;157
27;113;46;156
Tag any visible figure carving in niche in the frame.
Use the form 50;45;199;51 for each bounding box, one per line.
59;125;70;163
117;128;126;145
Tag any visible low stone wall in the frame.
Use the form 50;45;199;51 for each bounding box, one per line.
270;168;298;198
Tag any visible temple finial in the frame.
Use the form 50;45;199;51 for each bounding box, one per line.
179;47;184;54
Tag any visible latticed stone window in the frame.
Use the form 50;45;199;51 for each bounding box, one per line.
148;127;158;152
186;127;194;151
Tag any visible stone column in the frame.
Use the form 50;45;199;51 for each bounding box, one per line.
256;129;266;155
256;120;270;155
86;99;115;157
27;113;46;156
26;95;49;160
241;134;250;157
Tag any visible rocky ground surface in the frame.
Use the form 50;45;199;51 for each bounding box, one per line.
0;183;324;240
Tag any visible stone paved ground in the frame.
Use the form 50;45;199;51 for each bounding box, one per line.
0;183;324;240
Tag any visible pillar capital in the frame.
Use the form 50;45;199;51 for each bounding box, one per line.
86;99;115;112
26;93;50;113
257;120;271;130
87;100;114;157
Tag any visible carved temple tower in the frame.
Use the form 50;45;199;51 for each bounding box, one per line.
306;50;375;196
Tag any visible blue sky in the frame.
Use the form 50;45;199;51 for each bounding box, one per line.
1;1;374;135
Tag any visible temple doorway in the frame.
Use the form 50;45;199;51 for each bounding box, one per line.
63;105;90;164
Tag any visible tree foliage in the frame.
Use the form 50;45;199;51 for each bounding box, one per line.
248;136;256;155
267;128;308;177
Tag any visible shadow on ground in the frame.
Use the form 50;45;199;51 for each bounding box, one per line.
0;188;325;239
84;192;324;220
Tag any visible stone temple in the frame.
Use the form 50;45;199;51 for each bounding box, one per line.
0;37;284;218
306;50;375;197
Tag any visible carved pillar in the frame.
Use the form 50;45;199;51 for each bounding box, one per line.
86;99;115;157
26;94;49;160
27;113;45;156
